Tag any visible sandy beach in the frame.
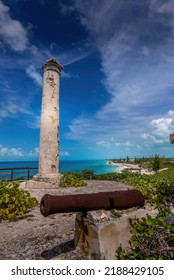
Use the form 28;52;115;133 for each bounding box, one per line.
107;160;160;174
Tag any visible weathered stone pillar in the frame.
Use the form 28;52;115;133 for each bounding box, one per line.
38;59;63;179
27;59;63;188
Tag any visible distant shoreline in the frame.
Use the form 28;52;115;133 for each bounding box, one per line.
107;160;154;174
107;160;169;175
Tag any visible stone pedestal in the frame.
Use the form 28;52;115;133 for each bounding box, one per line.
25;175;63;189
74;208;153;260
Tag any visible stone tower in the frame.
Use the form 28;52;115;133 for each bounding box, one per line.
31;59;63;188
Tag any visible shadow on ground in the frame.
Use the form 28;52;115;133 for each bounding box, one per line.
41;239;75;260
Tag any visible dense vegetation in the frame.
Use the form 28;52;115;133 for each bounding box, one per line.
0;179;38;221
93;170;174;211
116;214;174;260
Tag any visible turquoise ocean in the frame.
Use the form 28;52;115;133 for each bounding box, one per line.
0;160;119;180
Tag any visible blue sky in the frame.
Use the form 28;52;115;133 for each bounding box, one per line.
1;0;174;161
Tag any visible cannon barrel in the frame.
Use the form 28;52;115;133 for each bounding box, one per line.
40;189;144;217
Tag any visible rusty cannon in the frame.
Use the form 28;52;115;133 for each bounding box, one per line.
40;189;145;217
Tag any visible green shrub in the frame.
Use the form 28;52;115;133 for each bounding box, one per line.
110;209;122;218
82;170;94;180
60;172;87;187
0;179;38;221
152;155;160;173
116;214;174;260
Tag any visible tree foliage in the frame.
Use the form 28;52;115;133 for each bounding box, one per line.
82;169;94;180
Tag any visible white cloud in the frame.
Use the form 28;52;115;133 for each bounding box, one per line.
0;144;23;156
26;65;42;87
10;148;23;156
140;110;174;145
29;147;39;157
140;133;164;144
60;151;70;156
0;102;18;119
168;110;174;118
59;2;75;16
96;140;111;148
96;139;134;149
140;46;151;56
0;144;40;158
61;71;79;79
0;77;32;122
0;96;31;121
67;116;98;140
0;0;28;51
151;117;174;138
141;133;150;140
26;114;40;129
0;146;8;154
150;0;174;17
96;138;137;149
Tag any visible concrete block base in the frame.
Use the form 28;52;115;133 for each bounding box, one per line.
74;208;153;260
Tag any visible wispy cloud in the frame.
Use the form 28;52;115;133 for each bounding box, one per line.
0;77;32;122
74;0;174;116
61;70;79;79
96;138;134;148
0;96;30;122
26;65;42;87
0;1;91;72
25;114;40;129
0;0;28;51
65;0;174;154
60;151;70;156
59;2;75;16
29;147;39;157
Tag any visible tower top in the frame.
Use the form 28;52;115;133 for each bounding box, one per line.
42;58;63;74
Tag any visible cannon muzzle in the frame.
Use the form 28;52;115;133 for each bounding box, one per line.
40;189;144;217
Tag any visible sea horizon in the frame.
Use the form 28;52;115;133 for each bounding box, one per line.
0;159;119;180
